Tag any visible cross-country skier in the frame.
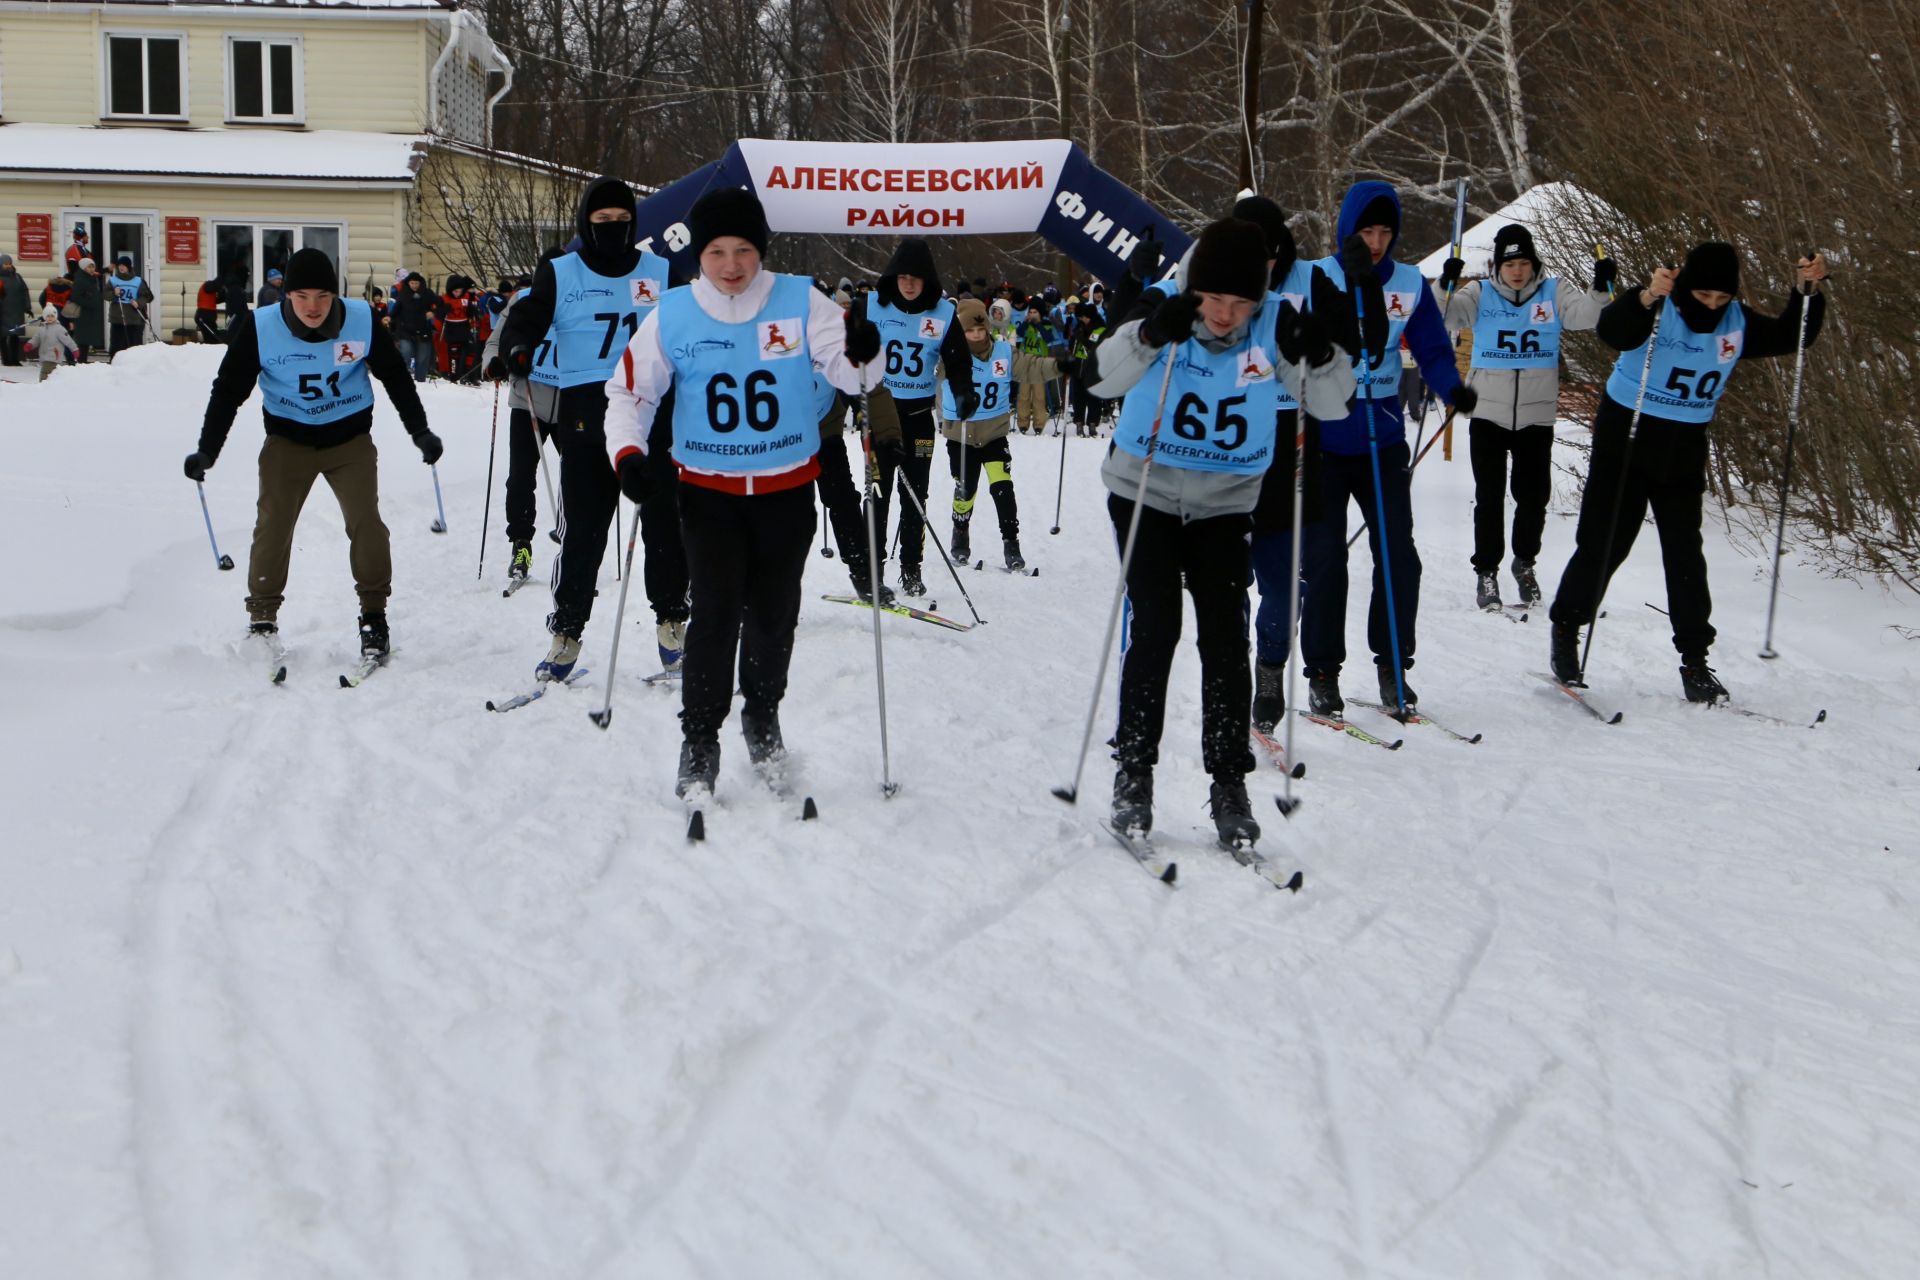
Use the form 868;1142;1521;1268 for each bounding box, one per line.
603;187;885;800
480;267;557;588
1548;244;1827;702
182;247;442;666
812;291;907;602
1087;217;1355;847
1440;223;1613;611
940;297;1054;571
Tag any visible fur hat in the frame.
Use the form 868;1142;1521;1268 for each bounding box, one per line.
687;187;770;257
1186;217;1270;301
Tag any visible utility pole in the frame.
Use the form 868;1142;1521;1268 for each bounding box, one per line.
1238;0;1265;193
1056;0;1074;289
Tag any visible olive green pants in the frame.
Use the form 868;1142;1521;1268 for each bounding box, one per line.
245;431;392;622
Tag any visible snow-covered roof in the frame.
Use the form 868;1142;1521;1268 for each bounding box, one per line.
1414;181;1626;280
0;124;428;184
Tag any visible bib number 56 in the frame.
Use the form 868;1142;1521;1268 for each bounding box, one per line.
707;369;781;432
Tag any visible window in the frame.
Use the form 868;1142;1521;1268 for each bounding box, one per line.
228;36;302;122
215;222;347;308
104;34;185;119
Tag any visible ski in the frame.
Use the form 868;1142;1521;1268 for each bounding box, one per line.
1219;840;1305;893
1534;672;1623;724
1713;703;1827;729
1250;726;1307;778
1098;820;1178;886
485;667;590;712
338;654;386;688
684;792;707;842
1348;699;1483;745
501;574;534;598
1294;708;1404;750
247;632;290;685
972;558;1040;578
751;756;820;820
641;669;683;687
820;593;973;633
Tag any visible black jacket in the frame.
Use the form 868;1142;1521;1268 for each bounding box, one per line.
875;238;974;398
1597;286;1823;359
197;299;429;458
390;282;442;339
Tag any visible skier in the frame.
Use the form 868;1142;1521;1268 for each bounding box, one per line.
940;298;1049;571
480;268;557;588
602;187;885;799
866;238;976;598
812;291;906;602
1548;244;1827;702
1012;298;1063;435
107;256;153;356
1298;180;1477;714
181;247;442;665
1086;216;1355;846
1440;223;1613;610
494;176;687;681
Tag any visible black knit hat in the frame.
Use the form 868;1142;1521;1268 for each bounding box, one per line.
1676;241;1740;295
282;247;338;294
1231;193;1298;287
1491;223;1540;272
1356;194;1399;234
1185;217;1270;301
687;187;770;257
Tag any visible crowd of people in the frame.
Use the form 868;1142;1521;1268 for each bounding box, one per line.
1;226;157;379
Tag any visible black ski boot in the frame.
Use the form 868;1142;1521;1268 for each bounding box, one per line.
1475;569;1502;612
899;566;927;598
675;739;721;798
357;611;390;660
849;566;896;607
1208;775;1261;851
1111;768;1153;837
950;519;970;565
1252;660;1286;733
1549;622;1582;685
741;707;786;765
509;539;532;582
248;620;278;638
1678;657;1729;705
1512;558;1542;607
1307;669;1344;717
1003;536;1026;573
1376;663;1417;711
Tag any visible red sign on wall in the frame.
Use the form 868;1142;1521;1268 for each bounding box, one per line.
165;217;201;264
16;214;54;261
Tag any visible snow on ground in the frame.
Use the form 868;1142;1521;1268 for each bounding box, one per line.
2;346;1917;1279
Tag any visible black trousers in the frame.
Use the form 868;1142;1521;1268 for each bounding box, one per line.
503;405;546;544
1299;443;1421;675
1071;378;1104;431
640;409;689;624
816;432;872;577
1107;493;1256;779
946;436;1020;539
546;390;619;639
1549;397;1715;657
109;321;141;356
872;395;937;572
1469;419;1554;571
678;483;815;745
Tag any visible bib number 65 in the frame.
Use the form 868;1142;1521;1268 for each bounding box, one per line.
1171;391;1250;451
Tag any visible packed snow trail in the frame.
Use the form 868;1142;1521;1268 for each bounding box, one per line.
2;348;1917;1278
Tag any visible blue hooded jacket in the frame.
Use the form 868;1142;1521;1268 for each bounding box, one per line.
1311;180;1462;455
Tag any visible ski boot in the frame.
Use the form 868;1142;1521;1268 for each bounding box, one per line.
1549;623;1582;685
536;631;581;682
1678;657;1729;705
1111;768;1153;837
656;617;687;672
1306;669;1344;717
675;739;721;798
851;569;896;608
1003;536;1026;573
1208;775;1261;851
358;611;390;660
1376;663;1417;712
950;519;971;565
899;566;927;598
248;620;278;639
1512;558;1542;607
741;707;785;765
1475;569;1502;612
1252;660;1286;734
509;539;533;583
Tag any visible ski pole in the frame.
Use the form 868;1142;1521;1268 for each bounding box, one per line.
611;503;621;581
1053;349;1178;805
1355;287;1412;720
893;448;987;625
478;381;499;579
587;500;641;730
1277;408;1308;817
1577;286;1666;682
195;480;236;571
1595;244;1616;300
429;462;448;533
1049;373;1070;534
857;391;901;797
538;429;561;544
1348;412;1451;549
1760;260;1816;660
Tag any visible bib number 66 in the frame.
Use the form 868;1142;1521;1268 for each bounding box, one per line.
707;369;781;433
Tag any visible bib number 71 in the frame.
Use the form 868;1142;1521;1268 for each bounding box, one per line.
1171;391;1250;451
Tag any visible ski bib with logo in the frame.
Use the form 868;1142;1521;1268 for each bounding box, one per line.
1112;294;1284;475
663;273;819;473
870;297;954;397
1315;255;1423;395
1147;270;1309;411
532;250;669;389
941;339;1014;421
255;298;374;425
1605;298;1746;424
1471;278;1563;370
112;274;145;306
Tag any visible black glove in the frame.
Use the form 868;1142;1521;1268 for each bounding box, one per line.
1439;255;1466;292
955;388;980;420
1592;257;1618;294
1309;270;1358;355
1275;302;1334;368
617;452;651;505
183;451;211;481
1059;356;1082;379
505;345;532;379
483;354;508;382
845;314;881;365
1448;384;1478;416
1140;291;1201;347
416;431;444;465
1340;234;1376;287
1127;232;1164;282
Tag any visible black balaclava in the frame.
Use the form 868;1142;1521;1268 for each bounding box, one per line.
576;176;639;271
1672;241;1739;333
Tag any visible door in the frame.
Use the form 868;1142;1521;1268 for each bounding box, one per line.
62;210;160;343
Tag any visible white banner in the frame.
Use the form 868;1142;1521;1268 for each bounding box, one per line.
735;139;1074;237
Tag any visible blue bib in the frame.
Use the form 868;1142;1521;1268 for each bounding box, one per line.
941;339;1014;421
1147;270;1310;411
531;250;669;389
1605;298;1747;424
1112;294;1285;475
870;297;953;397
664;273;820;473
810;371;841;426
1314;255;1424;394
1471;278;1562;370
112;275;143;306
255;299;375;425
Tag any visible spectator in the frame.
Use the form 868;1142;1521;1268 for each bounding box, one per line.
389;271;440;380
195;277;223;342
106;256;154;356
256;267;285;309
69;258;106;360
27;304;80;381
63;225;90;276
0;252;30;366
39;273;76;356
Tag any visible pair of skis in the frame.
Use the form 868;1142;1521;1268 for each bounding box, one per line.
1536;672;1825;729
684;761;819;841
248;631;386;688
820;592;973;632
1098;821;1303;894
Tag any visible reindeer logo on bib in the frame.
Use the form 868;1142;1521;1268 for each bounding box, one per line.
758;318;803;360
334;341;365;366
1384;292;1413;321
1530;300;1556;325
918;316;946;340
630;278;659;307
991;358;1009;379
1235;346;1275;387
1717;332;1743;364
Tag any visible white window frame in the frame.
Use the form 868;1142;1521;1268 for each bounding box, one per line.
210;220;351;308
100;30;189;122
224;34;305;125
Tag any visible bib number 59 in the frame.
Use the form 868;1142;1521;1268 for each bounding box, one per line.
707;369;781;432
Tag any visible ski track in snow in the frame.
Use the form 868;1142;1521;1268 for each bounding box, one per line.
3;348;1919;1278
